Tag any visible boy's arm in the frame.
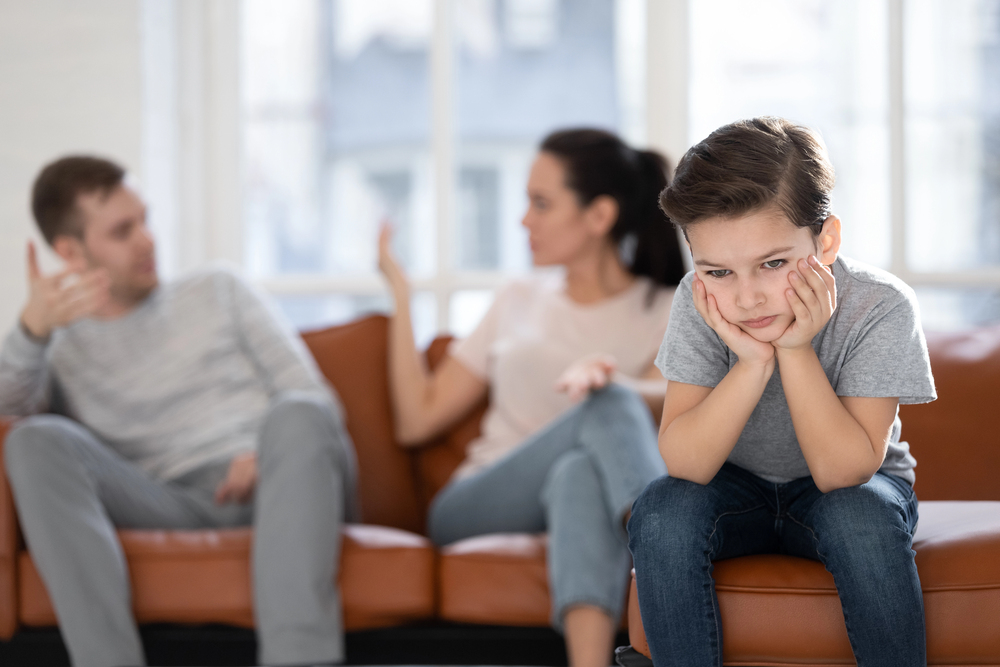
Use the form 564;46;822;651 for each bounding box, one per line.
773;257;897;492
657;275;776;484
779;346;897;491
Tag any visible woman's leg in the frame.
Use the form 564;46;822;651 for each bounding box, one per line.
428;384;663;545
783;473;925;667
429;385;663;667
627;464;776;667
543;449;631;667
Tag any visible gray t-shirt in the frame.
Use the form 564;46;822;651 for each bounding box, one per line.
655;256;936;484
0;265;331;481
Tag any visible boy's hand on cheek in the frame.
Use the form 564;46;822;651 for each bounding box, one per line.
773;256;837;352
692;275;775;370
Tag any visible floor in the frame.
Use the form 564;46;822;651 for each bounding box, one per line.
0;624;635;666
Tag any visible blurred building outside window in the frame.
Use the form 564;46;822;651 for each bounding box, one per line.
144;0;1000;341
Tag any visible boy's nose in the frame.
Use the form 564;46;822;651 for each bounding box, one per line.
735;279;765;310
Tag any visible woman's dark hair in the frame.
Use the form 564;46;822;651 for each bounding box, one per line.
660;117;835;236
540;128;686;288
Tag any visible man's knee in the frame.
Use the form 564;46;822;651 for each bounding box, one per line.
258;391;352;470
4;414;82;479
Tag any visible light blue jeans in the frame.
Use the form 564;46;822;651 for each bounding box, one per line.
428;384;666;630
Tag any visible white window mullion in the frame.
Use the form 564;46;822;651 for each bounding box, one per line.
888;0;908;279
431;0;456;334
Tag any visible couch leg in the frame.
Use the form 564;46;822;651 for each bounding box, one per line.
614;645;653;667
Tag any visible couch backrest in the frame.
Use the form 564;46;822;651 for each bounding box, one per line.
304;316;1000;532
302;316;484;535
900;325;1000;500
301;316;425;534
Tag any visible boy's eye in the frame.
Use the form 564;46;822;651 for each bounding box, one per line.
763;259;785;269
707;269;730;278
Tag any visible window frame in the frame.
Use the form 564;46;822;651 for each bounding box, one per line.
144;0;1000;338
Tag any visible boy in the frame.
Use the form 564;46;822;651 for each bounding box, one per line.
627;117;936;666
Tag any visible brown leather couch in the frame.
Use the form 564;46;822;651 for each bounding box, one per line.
626;325;1000;666
0;315;554;642
1;316;998;665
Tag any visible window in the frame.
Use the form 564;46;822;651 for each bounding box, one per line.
240;0;647;342
145;0;1000;337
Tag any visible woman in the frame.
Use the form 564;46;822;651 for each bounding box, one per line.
378;129;684;667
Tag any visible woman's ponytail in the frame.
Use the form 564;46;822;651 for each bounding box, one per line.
539;129;685;289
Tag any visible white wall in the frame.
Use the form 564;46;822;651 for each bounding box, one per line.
0;1;142;333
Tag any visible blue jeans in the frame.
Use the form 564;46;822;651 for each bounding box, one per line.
429;384;666;630
627;463;925;666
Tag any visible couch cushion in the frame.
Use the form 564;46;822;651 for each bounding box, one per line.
18;524;435;632
900;325;1000;500
301;316;424;534
438;533;551;626
627;500;1000;665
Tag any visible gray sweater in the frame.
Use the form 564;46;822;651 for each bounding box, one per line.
0;266;331;481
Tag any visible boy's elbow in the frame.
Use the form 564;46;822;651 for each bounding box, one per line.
813;467;877;494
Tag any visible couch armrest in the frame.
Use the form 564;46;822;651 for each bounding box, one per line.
0;416;20;638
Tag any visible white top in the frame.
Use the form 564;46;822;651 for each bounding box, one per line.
449;272;674;480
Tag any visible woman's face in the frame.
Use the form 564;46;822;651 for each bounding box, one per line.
521;152;603;267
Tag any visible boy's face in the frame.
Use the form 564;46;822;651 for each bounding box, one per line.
686;207;840;343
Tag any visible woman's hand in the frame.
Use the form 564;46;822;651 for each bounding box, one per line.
556;353;618;402
692;275;775;370
378;223;409;301
773;256;836;352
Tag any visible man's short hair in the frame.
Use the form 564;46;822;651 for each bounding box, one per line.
31;156;126;244
660;117;836;236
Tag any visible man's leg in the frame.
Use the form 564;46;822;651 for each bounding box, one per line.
252;391;359;666
783;473;925;667
3;415;222;667
627;464;776;667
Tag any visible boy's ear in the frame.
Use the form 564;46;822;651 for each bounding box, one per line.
52;235;88;272
818;215;842;265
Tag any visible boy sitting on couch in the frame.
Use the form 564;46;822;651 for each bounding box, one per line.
628;117;936;665
0;156;359;667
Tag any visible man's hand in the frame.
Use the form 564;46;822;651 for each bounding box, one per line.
20;241;110;339
215;452;258;505
555;354;617;401
692;275;775;371
773;256;836;352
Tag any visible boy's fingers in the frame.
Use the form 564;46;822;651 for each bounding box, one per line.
785;287;811;322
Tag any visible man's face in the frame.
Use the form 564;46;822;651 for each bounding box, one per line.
687;207;833;343
71;184;158;304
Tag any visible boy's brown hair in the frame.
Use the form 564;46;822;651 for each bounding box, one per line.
31;156;126;245
660;117;835;236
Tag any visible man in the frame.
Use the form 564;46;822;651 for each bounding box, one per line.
0;156;360;667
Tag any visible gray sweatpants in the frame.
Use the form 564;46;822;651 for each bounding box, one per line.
428;384;666;630
3;391;359;667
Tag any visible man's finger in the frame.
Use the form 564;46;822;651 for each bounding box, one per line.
26;241;41;281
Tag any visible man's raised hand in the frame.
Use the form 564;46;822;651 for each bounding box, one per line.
20;240;110;339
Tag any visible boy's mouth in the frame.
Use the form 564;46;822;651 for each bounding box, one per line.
741;315;777;329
